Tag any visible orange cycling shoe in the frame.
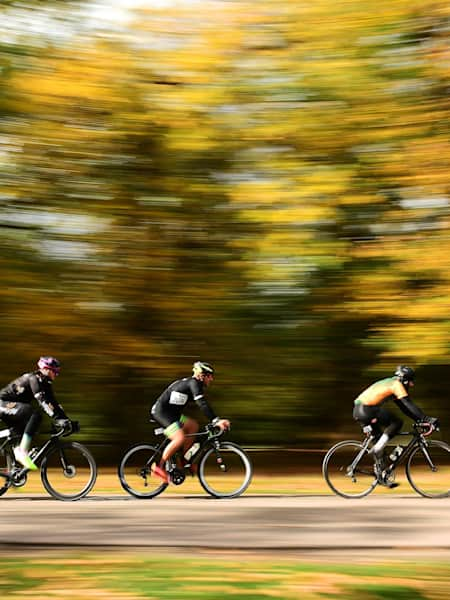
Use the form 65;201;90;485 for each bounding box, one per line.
152;465;169;483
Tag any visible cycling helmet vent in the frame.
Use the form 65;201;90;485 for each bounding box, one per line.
37;356;61;375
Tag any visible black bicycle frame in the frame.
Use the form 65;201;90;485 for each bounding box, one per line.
349;427;434;479
384;430;434;472
0;430;65;480
152;426;222;466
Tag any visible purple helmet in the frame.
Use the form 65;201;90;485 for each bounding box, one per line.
37;356;61;375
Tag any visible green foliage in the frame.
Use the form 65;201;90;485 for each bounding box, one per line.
0;0;450;449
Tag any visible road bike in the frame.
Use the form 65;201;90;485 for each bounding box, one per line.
0;420;97;501
322;421;450;499
118;422;253;499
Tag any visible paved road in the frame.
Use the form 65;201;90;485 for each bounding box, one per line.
0;494;449;551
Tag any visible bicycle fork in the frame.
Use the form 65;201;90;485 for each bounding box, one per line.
212;440;227;472
419;440;437;472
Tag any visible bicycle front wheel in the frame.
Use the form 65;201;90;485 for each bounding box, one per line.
406;440;450;498
323;440;378;499
0;447;12;497
41;442;97;501
198;441;252;498
118;443;168;499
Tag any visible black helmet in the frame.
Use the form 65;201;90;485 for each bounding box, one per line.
395;365;415;385
193;361;214;376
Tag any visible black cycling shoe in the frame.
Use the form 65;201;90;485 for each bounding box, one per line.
374;456;399;488
375;466;399;488
377;476;399;489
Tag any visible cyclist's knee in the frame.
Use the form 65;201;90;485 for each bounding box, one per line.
169;428;185;445
386;419;402;437
25;411;42;436
183;418;199;434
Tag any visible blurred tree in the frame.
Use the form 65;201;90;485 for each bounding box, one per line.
0;0;449;455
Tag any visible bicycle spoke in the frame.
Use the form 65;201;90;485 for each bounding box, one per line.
323;440;377;498
118;444;167;498
41;442;97;501
406;440;450;498
198;442;252;498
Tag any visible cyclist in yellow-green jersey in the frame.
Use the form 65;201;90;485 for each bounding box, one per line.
353;365;435;458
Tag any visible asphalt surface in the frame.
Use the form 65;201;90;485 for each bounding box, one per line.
0;494;449;552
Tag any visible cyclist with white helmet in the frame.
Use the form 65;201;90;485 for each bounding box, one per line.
353;365;437;486
150;361;230;482
0;356;68;470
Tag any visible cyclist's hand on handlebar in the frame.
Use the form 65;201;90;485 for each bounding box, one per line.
53;418;74;435
209;418;231;433
416;416;439;435
215;418;231;431
426;416;440;430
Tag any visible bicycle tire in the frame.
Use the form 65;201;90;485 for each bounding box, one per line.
406;439;450;498
118;443;168;499
322;440;378;499
198;441;252;498
41;441;97;501
0;447;12;497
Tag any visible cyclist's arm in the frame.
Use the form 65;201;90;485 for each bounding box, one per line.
29;375;67;419
189;378;217;421
190;380;230;429
394;396;426;421
193;392;216;421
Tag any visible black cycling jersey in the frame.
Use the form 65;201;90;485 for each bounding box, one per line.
0;371;66;420
151;376;216;424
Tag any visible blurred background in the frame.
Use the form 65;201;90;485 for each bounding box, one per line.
1;0;450;461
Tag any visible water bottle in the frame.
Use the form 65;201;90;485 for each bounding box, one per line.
389;445;403;461
184;442;200;462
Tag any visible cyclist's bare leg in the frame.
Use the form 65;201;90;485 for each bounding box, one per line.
160;429;185;466
159;418;198;462
151;429;185;482
181;418;199;456
154;419;199;481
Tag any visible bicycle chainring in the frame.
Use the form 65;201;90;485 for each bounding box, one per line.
384;469;396;483
169;468;185;486
11;468;27;487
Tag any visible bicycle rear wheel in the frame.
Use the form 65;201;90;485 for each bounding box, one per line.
406;440;450;498
198;441;252;498
41;441;97;501
118;443;168;498
323;440;378;498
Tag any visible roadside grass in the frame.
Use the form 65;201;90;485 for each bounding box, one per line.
0;552;448;599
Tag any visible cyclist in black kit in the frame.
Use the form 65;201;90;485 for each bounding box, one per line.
0;357;68;470
151;361;230;482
